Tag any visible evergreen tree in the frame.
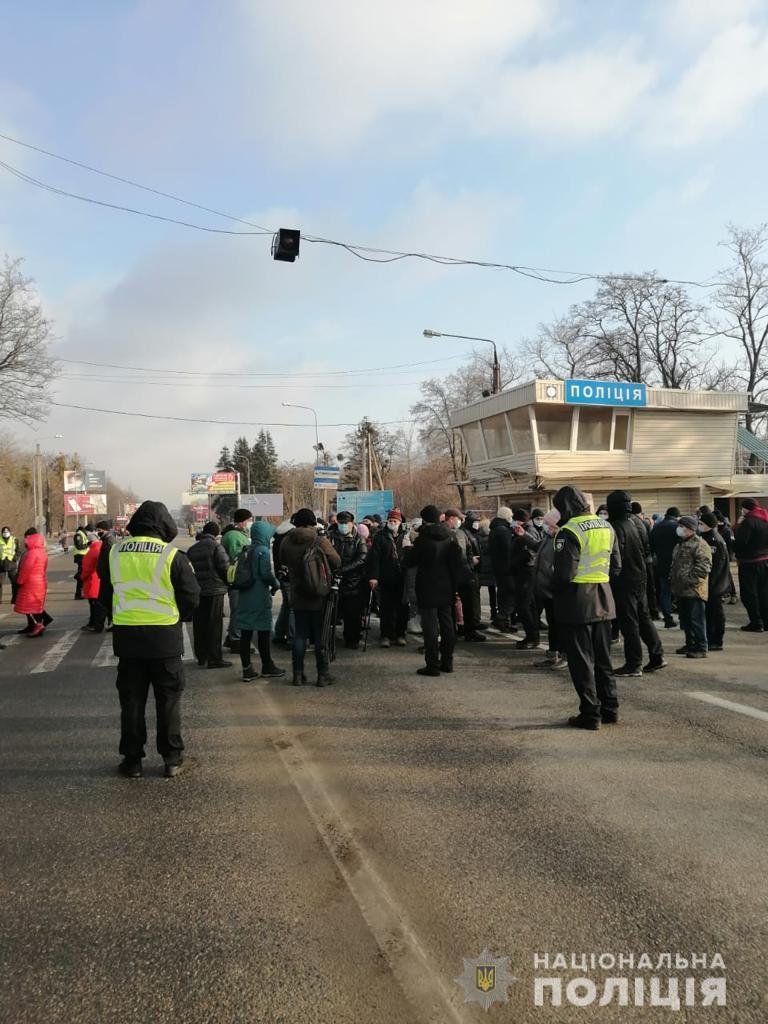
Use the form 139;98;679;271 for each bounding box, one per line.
262;430;280;492
340;418;400;490
231;436;252;491
216;445;234;472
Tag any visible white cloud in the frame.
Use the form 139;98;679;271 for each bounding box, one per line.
648;23;768;146
471;43;656;140
661;0;763;40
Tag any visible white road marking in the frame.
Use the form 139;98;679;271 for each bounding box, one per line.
2;634;22;647
254;686;470;1024
687;692;768;723
93;635;117;669
30;630;80;675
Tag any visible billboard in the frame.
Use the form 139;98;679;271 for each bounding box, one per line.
239;493;284;518
63;493;108;516
336;490;394;521
124;502;140;516
63;469;107;492
189;472;238;494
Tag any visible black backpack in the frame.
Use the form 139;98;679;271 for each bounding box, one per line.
231;546;256;590
301;538;333;598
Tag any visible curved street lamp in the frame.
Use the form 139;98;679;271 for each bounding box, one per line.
423;328;502;394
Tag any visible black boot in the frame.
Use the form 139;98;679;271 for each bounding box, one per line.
316;673;335;687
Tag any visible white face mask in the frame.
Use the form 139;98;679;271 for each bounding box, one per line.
387;520;399;532
676;526;691;539
449;520;461;530
1;531;9;539
533;517;544;528
599;511;609;520
241;520;253;532
471;521;480;531
338;522;352;536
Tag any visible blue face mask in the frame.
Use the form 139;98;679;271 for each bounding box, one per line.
338;522;352;536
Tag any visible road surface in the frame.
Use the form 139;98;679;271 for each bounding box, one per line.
1;550;766;1022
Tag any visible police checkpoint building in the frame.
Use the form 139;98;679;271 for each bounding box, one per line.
449;377;768;519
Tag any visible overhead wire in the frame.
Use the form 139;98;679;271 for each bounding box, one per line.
0;133;727;288
56;355;465;377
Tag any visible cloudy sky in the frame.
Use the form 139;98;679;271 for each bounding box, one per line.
2;0;768;505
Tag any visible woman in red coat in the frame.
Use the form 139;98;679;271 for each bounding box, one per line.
80;534;103;632
14;528;50;637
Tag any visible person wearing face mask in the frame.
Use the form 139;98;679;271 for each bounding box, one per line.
670;515;712;658
734;498;768;631
94;520;116;632
456;510;487;642
187;522;232;669
368;508;408;648
488;506;517;632
509;509;541;650
221;509;253;652
0;526;19;605
330;510;369;649
532;509;566;668
650;508;682;628
529;509;546;542
475;517;497;624
699;512;730;651
597;505;609;521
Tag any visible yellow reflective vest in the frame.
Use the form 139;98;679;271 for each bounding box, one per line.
0;535;17;563
109;536;179;626
558;515;614;584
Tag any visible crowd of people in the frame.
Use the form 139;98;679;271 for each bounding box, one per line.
3;488;767;776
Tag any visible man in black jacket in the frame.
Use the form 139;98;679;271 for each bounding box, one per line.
699;512;731;649
93;520;116;632
607;490;665;676
488;507;516;631
650;507;681;628
734;498;768;631
368;508;408;647
510;509;541;649
405;504;461;676
447;508;485;643
187;521;231;669
330;510;369;649
109;501;200;779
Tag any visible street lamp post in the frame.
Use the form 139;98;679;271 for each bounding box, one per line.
282;402;328;519
423;328;502;394
31;434;63;534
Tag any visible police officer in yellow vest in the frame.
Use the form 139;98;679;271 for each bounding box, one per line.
108;501;200;778
552;486;622;731
0;525;19;604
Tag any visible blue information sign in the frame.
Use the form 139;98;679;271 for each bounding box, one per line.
314;465;341;489
565;379;647;407
336;490;395;520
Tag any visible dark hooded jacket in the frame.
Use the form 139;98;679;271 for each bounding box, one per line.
552;486;621;624
280;526;341;612
734;506;768;563
606;489;651;589
701;527;731;599
509;520;540;576
96;529;117;596
488;516;514;583
329;526;369;595
404;522;462;608
187;532;230;597
109;501;200;660
367;522;406;585
650;514;680;577
532;531;556;603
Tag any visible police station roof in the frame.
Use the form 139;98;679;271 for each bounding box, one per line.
449;378;749;428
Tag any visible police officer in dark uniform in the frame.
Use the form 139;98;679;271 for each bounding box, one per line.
552;486;621;730
107;501;200;778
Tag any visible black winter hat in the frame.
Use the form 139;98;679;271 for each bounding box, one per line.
512;508;528;522
291;508;317;528
531;508;544;518
95;519;111;530
607;490;632;515
666;507;681;518
233;508;252;523
203;521;220;536
336;510;355;523
700;512;718;528
420;504;441;524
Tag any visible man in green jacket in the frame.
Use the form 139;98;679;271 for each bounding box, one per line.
221;508;253;651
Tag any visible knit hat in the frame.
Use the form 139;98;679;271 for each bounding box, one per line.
337;510;355;524
742;498;758;511
666;507;681;518
291;508;317;528
444;508;462;520
233;508;252;523
631;501;643;514
386;508;403;522
202;521;220;537
679;515;698;531
700;512;718;529
531;508;544;519
420;504;441;524
95;519;111;530
497;506;513;523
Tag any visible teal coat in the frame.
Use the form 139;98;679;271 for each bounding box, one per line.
235;521;279;632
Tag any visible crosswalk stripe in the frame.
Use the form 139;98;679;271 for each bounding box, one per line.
93;634;117;669
686;691;768;723
30;630;80;675
2;634;22;647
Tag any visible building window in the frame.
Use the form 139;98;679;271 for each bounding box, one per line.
462;421;487;464
533;404;573;450
576;407;612;450
612;413;630;450
481;413;512;458
507;406;534;453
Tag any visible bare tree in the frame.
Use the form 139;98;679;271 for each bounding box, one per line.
715;224;768;432
411;377;469;506
525;315;596;379
0;257;56;422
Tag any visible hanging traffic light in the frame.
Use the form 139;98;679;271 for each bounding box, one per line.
272;228;300;262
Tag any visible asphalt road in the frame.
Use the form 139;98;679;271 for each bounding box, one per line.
1;549;766;1023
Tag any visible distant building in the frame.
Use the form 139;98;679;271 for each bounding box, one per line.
449;378;768;519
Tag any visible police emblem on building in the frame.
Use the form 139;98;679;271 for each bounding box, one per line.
454;948;518;1011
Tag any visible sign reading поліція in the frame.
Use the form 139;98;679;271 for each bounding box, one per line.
564;380;647;407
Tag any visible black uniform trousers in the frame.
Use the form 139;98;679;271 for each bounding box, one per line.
116;656;185;764
562;620;618;720
514;573;540;644
73;554;84;599
706;595;725;647
458;576;481;637
192;593;225;664
614;581;664;669
738;561;768;629
420;604;455;670
340;590;365;646
378;580;409;640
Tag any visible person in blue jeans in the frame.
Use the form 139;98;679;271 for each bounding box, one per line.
278;509;341;687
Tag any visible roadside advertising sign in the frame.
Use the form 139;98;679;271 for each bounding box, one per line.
313;466;341;490
336;490;395;521
239;494;284;518
63;469;107;492
63;493;108;516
